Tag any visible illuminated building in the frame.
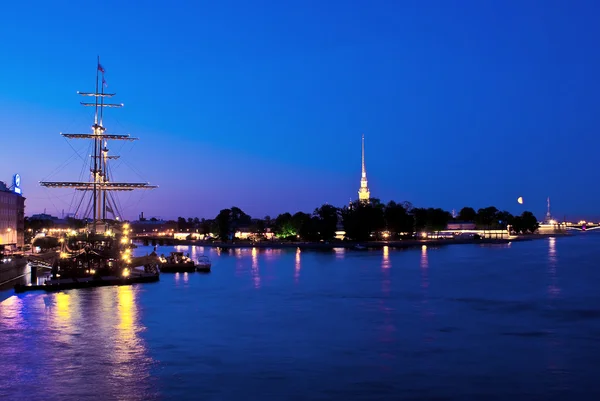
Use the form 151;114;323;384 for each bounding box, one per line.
358;134;370;203
0;174;25;248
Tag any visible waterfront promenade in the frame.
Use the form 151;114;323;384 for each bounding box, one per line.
135;232;569;251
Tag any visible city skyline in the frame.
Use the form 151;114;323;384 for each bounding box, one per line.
1;1;600;220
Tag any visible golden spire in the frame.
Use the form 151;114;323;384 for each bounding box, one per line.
358;134;370;202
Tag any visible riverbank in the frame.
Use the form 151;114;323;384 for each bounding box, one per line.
136;232;570;251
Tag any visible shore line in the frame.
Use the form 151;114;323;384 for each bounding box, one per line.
136;232;569;251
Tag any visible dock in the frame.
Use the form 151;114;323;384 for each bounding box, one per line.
14;273;159;294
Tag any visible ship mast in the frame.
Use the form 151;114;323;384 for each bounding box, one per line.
40;58;157;233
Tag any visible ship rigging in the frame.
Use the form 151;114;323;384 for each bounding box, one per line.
40;57;157;233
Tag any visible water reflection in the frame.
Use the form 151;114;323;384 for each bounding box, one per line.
113;286;148;383
382;246;391;269
547;237;560;298
333;247;345;259
251;247;261;289
420;245;435;347
545;237;564;390
379;246;395;369
295;247;301;283
420;245;429;289
0;296;25;330
55;292;71;323
264;248;283;262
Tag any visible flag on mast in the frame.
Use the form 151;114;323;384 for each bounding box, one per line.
102;76;108;88
98;63;105;73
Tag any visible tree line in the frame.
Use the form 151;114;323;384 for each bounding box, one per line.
175;200;541;242
24;200;541;243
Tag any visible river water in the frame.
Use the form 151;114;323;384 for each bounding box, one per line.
1;235;600;400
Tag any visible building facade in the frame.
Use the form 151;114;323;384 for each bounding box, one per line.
0;174;25;249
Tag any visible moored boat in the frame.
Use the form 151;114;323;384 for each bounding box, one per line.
196;255;212;273
159;252;196;273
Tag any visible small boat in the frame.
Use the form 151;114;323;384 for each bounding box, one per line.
196;255;211;273
353;244;367;250
159;252;196;273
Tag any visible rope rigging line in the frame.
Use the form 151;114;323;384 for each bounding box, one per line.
42;188;64;217
73;189;88;219
39;151;80;182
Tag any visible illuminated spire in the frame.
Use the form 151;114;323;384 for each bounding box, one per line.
361;134;366;178
358;134;370;202
546;197;552;219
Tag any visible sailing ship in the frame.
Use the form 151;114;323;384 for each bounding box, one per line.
17;58;160;293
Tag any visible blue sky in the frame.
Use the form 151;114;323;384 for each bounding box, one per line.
1;0;599;221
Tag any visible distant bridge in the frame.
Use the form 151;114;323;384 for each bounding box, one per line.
564;222;600;231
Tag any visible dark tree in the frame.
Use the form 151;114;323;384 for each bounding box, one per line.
230;206;252;231
292;212;311;237
384;201;414;238
215;209;232;241
413;208;451;233
274;213;296;238
32;236;60;252
476;206;499;229
458;207;477;222
341;202;385;241
495;211;514;230
200;218;212;236
314;204;339;241
264;216;272;230
520;211;539;234
299;216;321;241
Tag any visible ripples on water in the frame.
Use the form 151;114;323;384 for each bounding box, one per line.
2;236;600;400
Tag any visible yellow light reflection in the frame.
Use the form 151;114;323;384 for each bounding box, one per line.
49;291;81;346
113;286;146;380
117;285;135;332
55;292;71;322
420;245;429;289
251;247;260;289
333;247;345;259
382;245;390;269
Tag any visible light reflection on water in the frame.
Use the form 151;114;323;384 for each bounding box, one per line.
378;245;395;370
2;238;600;400
0;286;156;400
333;247;345;259
294;247;301;283
251;247;260;289
548;237;560;297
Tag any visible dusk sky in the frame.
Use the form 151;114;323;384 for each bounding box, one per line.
1;0;599;221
